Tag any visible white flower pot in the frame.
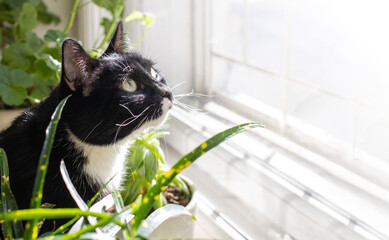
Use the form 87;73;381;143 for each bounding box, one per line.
146;177;198;240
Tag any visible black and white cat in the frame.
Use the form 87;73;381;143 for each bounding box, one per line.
0;22;172;231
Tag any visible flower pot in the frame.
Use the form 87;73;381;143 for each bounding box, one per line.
0;109;24;130
145;176;198;240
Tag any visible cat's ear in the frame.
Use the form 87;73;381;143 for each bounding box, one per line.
102;21;124;55
61;39;97;96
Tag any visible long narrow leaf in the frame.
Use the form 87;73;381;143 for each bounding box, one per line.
0;148;13;239
60;160;101;233
24;95;71;239
131;122;263;231
0;208;110;221
4;182;24;237
52;210;130;240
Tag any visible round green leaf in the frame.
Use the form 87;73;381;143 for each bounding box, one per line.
0;65;32;106
34;59;52;80
2;86;27;106
2;43;34;71
19;2;37;34
44;29;67;43
26;32;45;53
10;68;33;87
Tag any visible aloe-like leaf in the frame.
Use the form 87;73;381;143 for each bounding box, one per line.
111;192;131;239
51;216;79;235
0;148;24;238
24;95;70;239
131;122;263;231
146;141;165;164
135;204;195;239
121;175;142;205
0;208;110;221
87;174;116;208
0;148;13;239
126;143;145;175
143;149;158;183
51;210;131;240
54;173;116;235
60;160;101;233
4;181;24;237
37;203;55;235
152;192;167;210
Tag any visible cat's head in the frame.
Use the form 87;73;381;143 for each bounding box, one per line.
60;22;172;145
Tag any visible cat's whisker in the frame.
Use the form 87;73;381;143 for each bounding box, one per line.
83;120;104;142
171;81;187;91
173;100;202;112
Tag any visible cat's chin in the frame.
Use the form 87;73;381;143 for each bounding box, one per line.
133;98;172;134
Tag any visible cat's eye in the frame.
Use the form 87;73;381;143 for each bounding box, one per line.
122;78;137;92
150;68;158;79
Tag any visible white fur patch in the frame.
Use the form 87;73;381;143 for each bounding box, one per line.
68;98;171;191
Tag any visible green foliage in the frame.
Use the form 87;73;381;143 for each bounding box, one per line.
0;0;154;108
125;11;155;27
121;130;171;206
0;0;61;108
0;65;33;105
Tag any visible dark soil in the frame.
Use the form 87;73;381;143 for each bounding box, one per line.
164;186;190;206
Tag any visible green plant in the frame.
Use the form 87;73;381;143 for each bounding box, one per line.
120;130;190;210
0;0;155;108
0;95;262;239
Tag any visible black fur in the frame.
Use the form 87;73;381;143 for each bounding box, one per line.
0;22;172;233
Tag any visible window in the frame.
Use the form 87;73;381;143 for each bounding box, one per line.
124;1;389;239
210;0;389;181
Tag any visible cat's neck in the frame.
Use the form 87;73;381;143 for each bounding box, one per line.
67;130;133;191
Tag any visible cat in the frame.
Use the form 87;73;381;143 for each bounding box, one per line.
0;22;172;233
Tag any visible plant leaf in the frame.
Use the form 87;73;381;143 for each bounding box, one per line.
125;11;143;23
33;59;52;80
1;43;34;71
131;122;263;231
44;29;67;45
0;208;110;221
0;148;14;239
26;32;45;53
92;0;124;14
0;65;33;106
23;95;71;239
36;1;60;24
125;11;155;28
19;2;37;36
30;76;51;102
143;149;158;183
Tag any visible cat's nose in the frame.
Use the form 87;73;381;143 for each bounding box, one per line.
163;90;173;102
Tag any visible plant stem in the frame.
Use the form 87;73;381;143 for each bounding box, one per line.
64;0;80;34
97;5;124;50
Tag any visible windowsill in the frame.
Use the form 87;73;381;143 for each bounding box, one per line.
163;101;389;240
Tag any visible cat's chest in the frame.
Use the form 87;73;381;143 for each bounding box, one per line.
68;132;131;190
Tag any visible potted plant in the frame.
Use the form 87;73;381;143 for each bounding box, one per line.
0;96;262;239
